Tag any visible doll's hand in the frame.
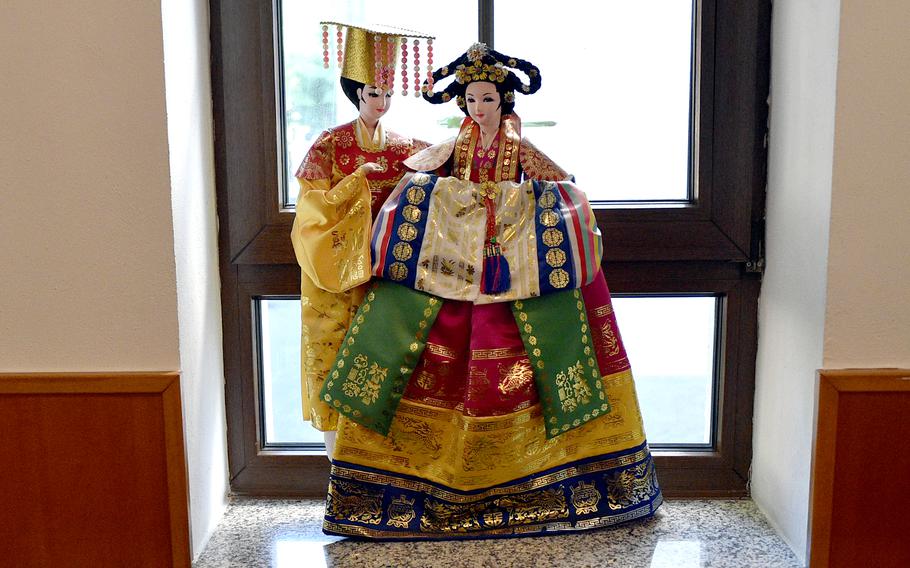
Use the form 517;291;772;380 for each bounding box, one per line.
357;162;383;176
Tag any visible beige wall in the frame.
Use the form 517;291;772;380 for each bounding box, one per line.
0;1;179;370
1;0;229;559
824;0;910;369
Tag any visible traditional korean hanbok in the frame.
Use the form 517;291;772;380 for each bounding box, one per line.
291;23;432;431
318;43;663;536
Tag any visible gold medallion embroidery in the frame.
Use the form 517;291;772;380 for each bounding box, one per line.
538;190;557;209
397;223;418;241
407;186;426;205
539;210;559;227
542;228;564;247
549;269;570;288
545;248;567;267
402;204;422;223
389;262;408;281
392;242;413;261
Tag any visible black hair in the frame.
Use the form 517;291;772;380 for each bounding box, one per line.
339;76;365;109
423;44;539;117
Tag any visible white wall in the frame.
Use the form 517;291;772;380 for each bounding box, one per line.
0;2;178;369
752;1;841;564
823;0;910;369
161;0;230;559
755;1;910;564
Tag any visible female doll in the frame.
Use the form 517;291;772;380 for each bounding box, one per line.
319;43;662;539
290;23;432;454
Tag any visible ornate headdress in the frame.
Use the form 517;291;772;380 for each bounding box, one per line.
320;21;435;97
422;43;541;107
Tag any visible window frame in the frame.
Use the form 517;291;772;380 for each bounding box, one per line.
210;0;769;496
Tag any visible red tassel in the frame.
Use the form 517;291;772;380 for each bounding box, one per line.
479;189;510;294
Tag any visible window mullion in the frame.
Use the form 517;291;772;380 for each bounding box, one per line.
480;0;494;46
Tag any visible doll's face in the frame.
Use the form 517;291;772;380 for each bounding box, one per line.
357;85;393;124
465;81;501;131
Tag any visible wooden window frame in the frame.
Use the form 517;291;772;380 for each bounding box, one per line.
210;0;770;497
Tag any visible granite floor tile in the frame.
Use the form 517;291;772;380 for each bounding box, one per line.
193;497;802;568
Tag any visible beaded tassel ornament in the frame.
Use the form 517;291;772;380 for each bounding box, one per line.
336;25;343;67
400;37;409;96
319;22;435;98
426;38;434;95
478;181;510;294
322;24;330;68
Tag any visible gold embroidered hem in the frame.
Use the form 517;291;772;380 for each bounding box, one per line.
324;439;661;539
333;369;645;491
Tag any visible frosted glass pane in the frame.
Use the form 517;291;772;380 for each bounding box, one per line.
494;1;694;201
612;296;717;445
259;298;323;445
259;295;718;448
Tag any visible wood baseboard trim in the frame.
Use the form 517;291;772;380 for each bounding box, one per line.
809;368;910;567
0;371;190;567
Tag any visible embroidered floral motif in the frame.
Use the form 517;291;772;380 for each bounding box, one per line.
555;361;592;413
497;359;533;395
333;129;354;148
341;354;389;406
519;138;569;181
296;130;334;179
600;320;620;356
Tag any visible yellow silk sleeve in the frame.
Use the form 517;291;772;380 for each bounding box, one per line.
291;172;373;293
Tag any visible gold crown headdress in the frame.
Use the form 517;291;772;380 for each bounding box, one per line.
321;21;435;97
422;42;541;106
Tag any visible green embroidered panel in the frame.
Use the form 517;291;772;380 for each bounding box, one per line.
511;289;611;438
320;281;442;435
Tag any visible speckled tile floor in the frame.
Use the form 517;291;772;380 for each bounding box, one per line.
193;497;803;568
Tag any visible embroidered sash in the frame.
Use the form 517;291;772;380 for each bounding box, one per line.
322;280;610;439
512;289;611;438
320;281;442;435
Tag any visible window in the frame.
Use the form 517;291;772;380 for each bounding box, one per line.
211;0;769;495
